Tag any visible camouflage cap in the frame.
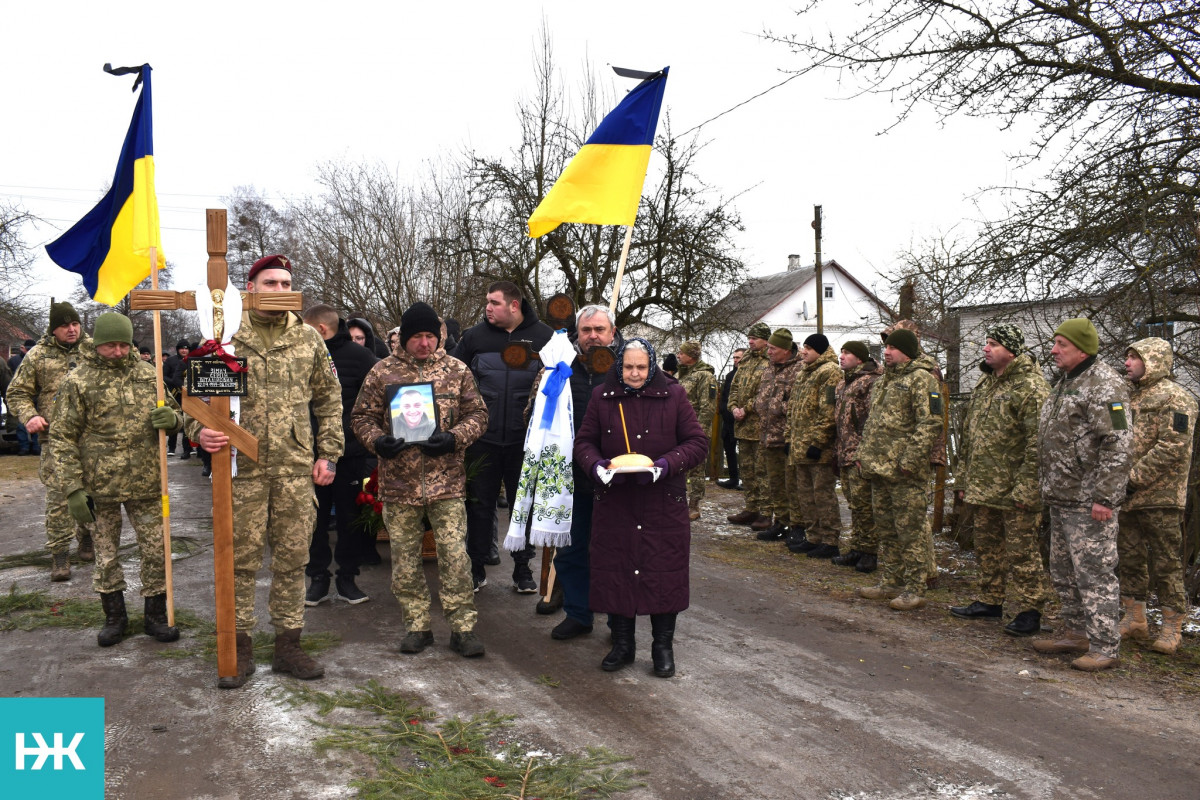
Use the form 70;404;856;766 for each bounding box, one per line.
679;340;702;359
748;322;771;340
985;324;1025;356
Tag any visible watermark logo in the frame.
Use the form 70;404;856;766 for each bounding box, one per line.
1;698;103;798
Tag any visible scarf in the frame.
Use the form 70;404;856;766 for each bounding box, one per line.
506;330;576;549
616;336;658;395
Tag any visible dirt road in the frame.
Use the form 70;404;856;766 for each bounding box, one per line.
2;455;1199;799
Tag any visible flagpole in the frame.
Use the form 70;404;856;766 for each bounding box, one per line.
148;246;175;626
608;225;634;313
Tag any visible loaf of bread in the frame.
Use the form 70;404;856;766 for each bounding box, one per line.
610;453;654;468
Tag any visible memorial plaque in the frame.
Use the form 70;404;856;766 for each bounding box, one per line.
186;356;248;397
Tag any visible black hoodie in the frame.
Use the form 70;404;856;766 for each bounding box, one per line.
348;317;391;359
452;297;553;446
316;320;380;459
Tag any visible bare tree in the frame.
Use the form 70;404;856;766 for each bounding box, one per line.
0;202;46;337
772;1;1200;337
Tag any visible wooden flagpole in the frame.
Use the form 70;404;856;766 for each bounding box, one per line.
148;246;175;626
608;226;634;313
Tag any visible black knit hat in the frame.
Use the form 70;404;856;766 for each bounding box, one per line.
841;340;870;362
400;302;442;348
175;338;190;350
804;333;830;354
885;328;920;360
662;353;678;373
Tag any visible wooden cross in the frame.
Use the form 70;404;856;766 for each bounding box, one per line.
129;208;302;681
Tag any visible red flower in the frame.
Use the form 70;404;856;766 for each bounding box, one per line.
356;491;370;505
373;501;383;514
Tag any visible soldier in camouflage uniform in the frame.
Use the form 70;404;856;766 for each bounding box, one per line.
50;313;183;647
187;255;344;688
856;329;942;611
831;341;882;572
751;329;800;540
1117;337;1197;655
676;341;716;520
786;333;843;558
6;301;94;580
727;322;771;527
1033;318;1131;671
352;301;490;657
950;325;1053;636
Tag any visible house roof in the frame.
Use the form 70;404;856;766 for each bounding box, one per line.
700;259;892;333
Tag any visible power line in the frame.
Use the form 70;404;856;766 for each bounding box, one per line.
679;71;804;138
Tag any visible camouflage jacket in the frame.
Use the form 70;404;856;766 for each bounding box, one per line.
958;353;1049;510
753;353;799;448
728;347;769;441
678;359;717;432
1038;357;1132;509
786;348;842;463
913;352;948;466
857;358;942;481
1125;338;1197;510
50;344;182;502
834;359;882;468
6;331;92;428
183;311;344;477
351;345;488;505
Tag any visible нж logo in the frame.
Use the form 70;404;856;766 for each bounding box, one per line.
15;732;86;771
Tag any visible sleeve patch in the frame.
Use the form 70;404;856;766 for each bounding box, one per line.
929;391;943;415
1108;401;1127;431
1173;411;1189;434
825;385;836;405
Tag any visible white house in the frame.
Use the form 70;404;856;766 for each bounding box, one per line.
699;255;894;368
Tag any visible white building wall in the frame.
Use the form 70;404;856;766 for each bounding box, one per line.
760;270;891;356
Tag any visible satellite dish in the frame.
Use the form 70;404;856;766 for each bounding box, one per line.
801;301;809;321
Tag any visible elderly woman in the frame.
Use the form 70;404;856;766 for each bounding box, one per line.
574;337;709;677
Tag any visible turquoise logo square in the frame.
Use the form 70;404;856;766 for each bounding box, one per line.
0;697;104;799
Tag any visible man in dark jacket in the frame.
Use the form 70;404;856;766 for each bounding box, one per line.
717;348;744;489
303;305;381;605
525;305;621;638
162;339;192;459
453;281;553;591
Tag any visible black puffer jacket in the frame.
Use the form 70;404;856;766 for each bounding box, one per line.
452;298;553;446
318;320;380;459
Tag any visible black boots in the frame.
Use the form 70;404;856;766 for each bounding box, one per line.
601;614;636;671
143;594;180;642
755;521;787;541
785;526;812;553
97;591;128;647
650;613;677;678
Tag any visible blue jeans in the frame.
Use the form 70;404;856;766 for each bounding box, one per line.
556;491;594;626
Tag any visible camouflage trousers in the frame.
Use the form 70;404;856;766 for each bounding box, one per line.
1048;506;1120;658
1118;508;1187;610
92;498;167;596
686;463;707;512
793;462;840;546
232;474;316;632
760;446;790;523
383;499;477;633
971;505;1052;611
737;438;765;514
870;476;931;595
841;468;876;553
39;443;90;554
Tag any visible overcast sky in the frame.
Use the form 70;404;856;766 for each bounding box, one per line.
4;1;1028;310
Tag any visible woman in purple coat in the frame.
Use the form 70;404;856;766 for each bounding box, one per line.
574;338;710;677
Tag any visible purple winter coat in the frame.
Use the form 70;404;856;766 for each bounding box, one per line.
574;368;710;616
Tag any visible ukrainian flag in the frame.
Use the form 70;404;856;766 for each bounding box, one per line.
528;67;669;238
47;64;165;306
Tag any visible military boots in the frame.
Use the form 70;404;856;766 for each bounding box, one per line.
50;551;71;582
1151;607;1185;655
143;594;180;642
272;628;325;680
218;631;257;689
1117;596;1149;641
97;591;128;647
77;532;95;562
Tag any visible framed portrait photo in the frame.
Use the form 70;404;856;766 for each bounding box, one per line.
385;382;440;443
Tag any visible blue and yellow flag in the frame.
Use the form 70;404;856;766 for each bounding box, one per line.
528;67;669;238
47;64;165;306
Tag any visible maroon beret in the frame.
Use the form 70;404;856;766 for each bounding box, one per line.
248;254;292;282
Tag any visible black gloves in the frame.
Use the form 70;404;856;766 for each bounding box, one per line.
420;431;457;456
374;435;406;459
805;446;822;461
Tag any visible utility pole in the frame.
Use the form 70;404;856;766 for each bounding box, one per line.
812;205;823;333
